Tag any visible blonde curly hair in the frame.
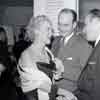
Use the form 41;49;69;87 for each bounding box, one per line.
26;15;52;42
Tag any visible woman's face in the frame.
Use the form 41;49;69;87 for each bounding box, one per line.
39;21;53;45
0;32;6;43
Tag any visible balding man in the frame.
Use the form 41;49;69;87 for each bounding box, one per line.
51;8;92;92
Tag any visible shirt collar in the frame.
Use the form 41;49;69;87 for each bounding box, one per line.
64;32;74;45
95;34;100;46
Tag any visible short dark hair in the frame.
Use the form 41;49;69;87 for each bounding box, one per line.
0;27;7;44
0;27;6;33
58;8;77;22
89;8;100;19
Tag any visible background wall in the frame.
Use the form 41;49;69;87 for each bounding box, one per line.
0;6;33;45
79;0;100;21
0;0;33;25
0;6;32;25
0;0;100;24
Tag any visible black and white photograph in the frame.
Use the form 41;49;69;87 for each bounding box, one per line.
0;0;100;100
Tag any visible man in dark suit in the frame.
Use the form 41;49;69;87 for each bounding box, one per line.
51;8;92;92
74;9;100;100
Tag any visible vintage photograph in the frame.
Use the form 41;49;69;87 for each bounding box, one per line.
0;0;99;100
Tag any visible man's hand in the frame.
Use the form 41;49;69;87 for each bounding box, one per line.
57;88;78;100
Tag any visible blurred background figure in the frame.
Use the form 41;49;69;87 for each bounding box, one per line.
0;26;17;100
0;27;8;45
13;26;31;62
75;9;100;100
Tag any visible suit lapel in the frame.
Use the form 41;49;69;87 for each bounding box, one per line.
53;36;62;57
79;40;100;80
89;40;100;59
64;34;76;48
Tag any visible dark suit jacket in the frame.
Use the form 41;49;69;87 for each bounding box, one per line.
51;34;92;91
75;40;100;100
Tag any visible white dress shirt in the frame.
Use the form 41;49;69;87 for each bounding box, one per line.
64;32;74;45
95;34;100;46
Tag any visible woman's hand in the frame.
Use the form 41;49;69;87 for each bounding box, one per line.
53;58;64;80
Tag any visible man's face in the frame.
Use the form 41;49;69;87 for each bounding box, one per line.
58;12;76;37
83;14;100;41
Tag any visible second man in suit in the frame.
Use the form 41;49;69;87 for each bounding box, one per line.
75;8;100;100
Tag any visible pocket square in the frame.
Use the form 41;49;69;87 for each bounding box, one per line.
64;57;73;60
66;57;73;60
88;61;96;65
